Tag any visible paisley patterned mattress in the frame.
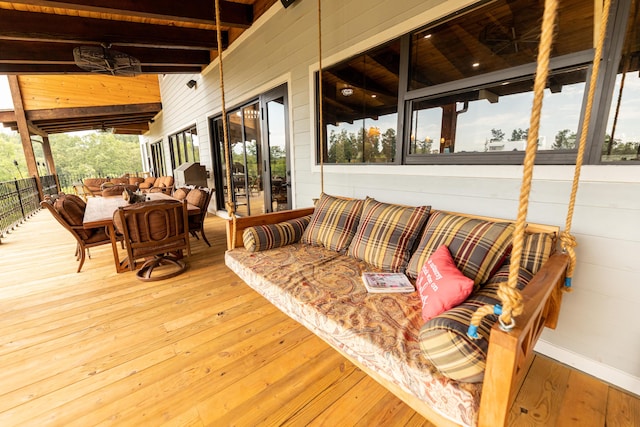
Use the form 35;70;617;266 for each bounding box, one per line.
225;243;482;426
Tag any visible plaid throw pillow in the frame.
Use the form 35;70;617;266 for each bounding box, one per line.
301;193;364;252
520;232;555;274
243;215;311;252
347;197;430;272
406;211;514;286
419;263;534;383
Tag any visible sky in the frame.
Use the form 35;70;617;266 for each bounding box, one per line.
0;76;15;134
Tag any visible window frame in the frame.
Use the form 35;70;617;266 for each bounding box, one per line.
314;0;635;167
168;124;198;170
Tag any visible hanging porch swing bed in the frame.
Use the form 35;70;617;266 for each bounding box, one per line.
219;0;604;424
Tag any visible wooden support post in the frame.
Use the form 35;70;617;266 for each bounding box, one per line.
8;76;43;200
41;135;60;192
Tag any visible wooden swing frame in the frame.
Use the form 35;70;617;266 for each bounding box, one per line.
219;0;609;424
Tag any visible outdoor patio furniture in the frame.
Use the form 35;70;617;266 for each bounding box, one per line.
82;192;200;273
101;184;138;197
139;176;174;195
113;199;191;281
40;194;121;273
185;186;214;247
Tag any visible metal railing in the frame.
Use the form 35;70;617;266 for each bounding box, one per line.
0;177;41;239
0;172;145;240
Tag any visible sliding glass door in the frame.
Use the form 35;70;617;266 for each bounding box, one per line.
210;84;290;216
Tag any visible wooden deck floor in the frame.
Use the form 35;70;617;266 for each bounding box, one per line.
1;210;639;426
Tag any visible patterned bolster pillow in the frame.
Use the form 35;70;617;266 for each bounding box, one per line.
418;263;533;383
243;215;312;252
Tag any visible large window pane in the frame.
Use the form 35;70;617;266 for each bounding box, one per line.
602;0;640;162
320;40;400;163
408;67;587;155
409;0;593;90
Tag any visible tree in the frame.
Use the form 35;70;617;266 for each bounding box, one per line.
380;128;397;161
510;128;529;141
553;129;577;150
490;128;505;142
0;130;143;182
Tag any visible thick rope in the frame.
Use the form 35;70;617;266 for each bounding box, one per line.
317;0;324;193
561;0;611;290
607;55;629;155
468;0;558;338
214;0;237;248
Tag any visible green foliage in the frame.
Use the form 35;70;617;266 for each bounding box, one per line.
553;129;577;150
490;128;505;142
0;132;26;181
511;128;529;141
327;126;396;163
602;134;639;158
0;131;142;182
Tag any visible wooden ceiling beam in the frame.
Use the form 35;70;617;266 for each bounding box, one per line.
26;103;162;121
28;122;48;137
6;0;253;28
36;115;156;128
0;41;211;67
0;9;228;50
0;110;16;122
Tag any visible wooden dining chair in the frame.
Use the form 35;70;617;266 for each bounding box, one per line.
113;199;191;281
40;194;119;272
185;187;214;247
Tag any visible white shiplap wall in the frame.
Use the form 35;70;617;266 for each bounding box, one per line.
142;0;640;394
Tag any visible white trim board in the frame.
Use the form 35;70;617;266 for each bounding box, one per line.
535;340;640;396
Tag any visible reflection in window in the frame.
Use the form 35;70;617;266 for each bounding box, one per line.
321;40;400;164
409;67;587;155
602;0;640;162
169;125;198;169
409;0;592;90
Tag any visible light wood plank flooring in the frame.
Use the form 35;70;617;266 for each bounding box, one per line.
1;210;639;426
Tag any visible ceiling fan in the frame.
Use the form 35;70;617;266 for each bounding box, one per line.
73;43;141;76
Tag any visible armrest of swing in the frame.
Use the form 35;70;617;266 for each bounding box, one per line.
226;207;315;250
478;252;570;426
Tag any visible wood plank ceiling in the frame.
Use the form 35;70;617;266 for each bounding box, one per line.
0;0;279;135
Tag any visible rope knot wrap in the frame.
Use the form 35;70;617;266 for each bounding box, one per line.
560;231;577;291
467;305;504;339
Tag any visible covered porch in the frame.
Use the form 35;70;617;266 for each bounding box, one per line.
1;210;637;426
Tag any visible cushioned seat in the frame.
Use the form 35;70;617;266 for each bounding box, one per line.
113;199;190;281
185;187;214;246
101;184;139;197
41;194;120;272
139;176;174;194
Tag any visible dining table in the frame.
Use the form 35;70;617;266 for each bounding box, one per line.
83;192;200;273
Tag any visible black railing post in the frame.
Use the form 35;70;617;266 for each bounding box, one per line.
15;179;25;220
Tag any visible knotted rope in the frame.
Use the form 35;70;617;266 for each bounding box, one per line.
317;0;325;194
468;0;558;338
214;0;237;248
561;0;611;290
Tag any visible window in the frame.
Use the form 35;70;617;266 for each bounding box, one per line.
169;125;198;170
320;40;400;164
315;0;640;166
407;66;588;157
601;0;640;162
149;140;165;177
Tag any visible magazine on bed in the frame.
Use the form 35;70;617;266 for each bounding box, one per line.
361;272;415;293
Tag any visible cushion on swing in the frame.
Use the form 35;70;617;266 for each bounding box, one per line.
520;232;555;274
301;193;364;253
243;215;312;252
418;263;534;383
415;244;474;322
406;211;515;286
347;197;430;272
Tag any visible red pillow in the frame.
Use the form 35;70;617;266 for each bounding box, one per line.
416;244;474;322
